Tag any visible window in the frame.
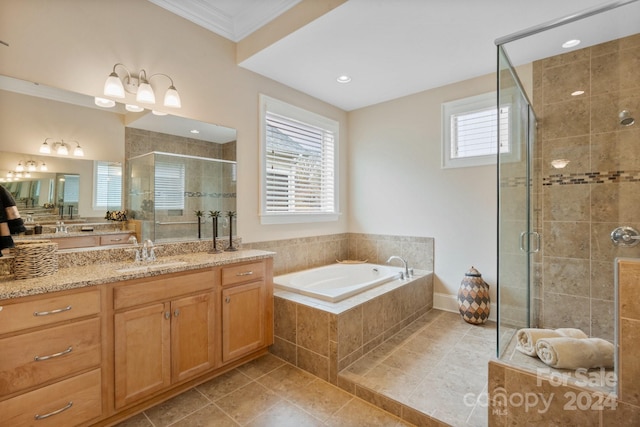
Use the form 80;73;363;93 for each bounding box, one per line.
155;160;185;211
442;92;510;168
94;161;122;209
259;95;339;224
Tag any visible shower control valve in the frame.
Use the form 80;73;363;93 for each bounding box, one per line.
611;226;640;247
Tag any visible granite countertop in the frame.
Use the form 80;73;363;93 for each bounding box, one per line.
0;249;275;301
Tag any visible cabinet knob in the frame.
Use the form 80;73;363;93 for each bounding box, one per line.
164;311;171;320
225;296;231;303
174;309;180;317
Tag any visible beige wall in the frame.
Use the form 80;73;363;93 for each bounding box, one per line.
347;73;500;306
0;0;349;243
0;0;515;305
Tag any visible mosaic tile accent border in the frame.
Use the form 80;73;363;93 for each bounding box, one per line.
543;170;640;186
501;170;640;187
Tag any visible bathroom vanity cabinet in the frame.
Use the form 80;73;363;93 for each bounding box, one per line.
221;261;272;362
0;287;105;426
0;254;274;427
112;269;217;408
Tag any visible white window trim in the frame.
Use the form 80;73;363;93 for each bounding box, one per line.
259;94;340;225
441;92;519;168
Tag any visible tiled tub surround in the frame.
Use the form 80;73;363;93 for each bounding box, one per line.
243;233;435;277
271;270;433;385
532;33;640;341
488;258;640;426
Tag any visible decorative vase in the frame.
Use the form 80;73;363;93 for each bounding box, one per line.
457;266;490;325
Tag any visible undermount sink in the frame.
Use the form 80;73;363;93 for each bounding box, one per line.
114;261;188;274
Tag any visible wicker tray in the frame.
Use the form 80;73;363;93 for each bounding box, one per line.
12;240;58;280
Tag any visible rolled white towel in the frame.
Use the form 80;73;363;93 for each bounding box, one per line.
516;328;588;356
535;337;614;369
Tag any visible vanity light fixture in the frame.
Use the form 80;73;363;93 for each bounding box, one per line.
125;104;144;113
94;97;116;108
38;138;84;157
103;63;181;108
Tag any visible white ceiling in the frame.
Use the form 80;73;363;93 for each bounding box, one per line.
157;0;640;111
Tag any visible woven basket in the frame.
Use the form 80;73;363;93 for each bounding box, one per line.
13;240;58;280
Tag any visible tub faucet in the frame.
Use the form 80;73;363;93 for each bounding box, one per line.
386;256;410;280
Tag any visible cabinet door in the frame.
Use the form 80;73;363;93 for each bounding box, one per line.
171;292;216;383
222;281;266;363
114;302;170;409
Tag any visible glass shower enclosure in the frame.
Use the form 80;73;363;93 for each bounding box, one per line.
496;0;640;395
127;151;237;243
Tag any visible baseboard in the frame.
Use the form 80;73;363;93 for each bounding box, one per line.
433;292;497;322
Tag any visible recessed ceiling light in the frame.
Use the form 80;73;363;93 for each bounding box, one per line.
337;75;351;84
125;104;144;112
562;39;580;48
190;129;200;134
571;90;585;96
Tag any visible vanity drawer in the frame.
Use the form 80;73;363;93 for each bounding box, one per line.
221;261;265;287
100;233;133;246
113;269;215;310
0;368;102;427
0;317;101;397
0;288;101;335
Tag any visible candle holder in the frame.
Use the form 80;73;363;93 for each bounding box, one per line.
226;211;237;251
208;210;222;253
194;210;204;239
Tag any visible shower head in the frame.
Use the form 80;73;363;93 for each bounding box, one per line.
619;110;635;126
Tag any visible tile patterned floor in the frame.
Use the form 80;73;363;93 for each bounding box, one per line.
339;309;495;427
116;353;412;427
117;309;496;427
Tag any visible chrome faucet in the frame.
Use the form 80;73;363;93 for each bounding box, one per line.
142;239;157;262
386;255;410;280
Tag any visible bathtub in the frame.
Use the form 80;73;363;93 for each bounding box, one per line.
274;263;403;303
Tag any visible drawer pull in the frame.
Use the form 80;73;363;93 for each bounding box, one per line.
165;311;171;320
174;309;180;317
34;346;73;361
34;401;73;420
110;238;123;242
236;271;254;277
33;305;72;317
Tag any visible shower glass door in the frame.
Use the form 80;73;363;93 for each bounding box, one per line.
497;46;538;357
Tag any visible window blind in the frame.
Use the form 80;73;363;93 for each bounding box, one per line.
62;174;80;203
451;106;510;158
95;161;122;208
265;111;335;213
154;161;185;210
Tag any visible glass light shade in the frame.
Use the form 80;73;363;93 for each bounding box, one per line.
15;172;22;178
125;104;144;112
104;72;125;98
73;145;84;157
24;172;31;178
40;163;48;172
57;144;69;156
163;86;181;108
136;82;156;104
27;162;36;172
39;142;51;154
95;97;116;108
15;162;24;172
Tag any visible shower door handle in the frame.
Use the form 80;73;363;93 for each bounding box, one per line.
519;231;541;253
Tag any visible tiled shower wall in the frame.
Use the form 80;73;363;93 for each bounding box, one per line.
243;233;434;277
532;33;640;341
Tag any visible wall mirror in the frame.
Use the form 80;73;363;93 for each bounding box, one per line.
0;75;237;241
